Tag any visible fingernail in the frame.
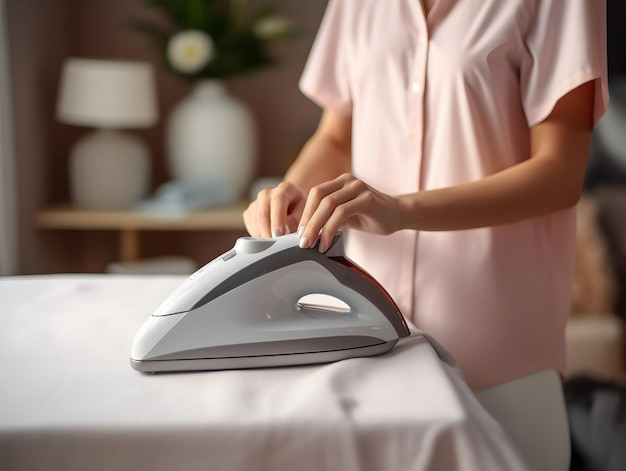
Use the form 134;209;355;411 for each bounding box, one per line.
299;237;309;249
285;224;291;234
297;226;304;237
272;229;280;238
318;240;327;253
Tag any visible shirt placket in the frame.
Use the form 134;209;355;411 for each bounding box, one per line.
407;16;429;192
402;5;431;319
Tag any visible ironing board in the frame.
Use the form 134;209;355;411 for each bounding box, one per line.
0;275;526;471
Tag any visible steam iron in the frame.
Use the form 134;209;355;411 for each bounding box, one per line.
130;232;410;373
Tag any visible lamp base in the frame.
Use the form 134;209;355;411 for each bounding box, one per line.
70;129;150;209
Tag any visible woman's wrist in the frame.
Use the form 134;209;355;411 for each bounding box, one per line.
396;193;423;232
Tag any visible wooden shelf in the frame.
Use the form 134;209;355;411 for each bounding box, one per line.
36;203;248;231
36;203;248;263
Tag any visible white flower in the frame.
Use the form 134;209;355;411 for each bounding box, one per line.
167;30;215;74
252;16;294;40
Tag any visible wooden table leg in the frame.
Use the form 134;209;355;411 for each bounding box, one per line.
120;230;140;262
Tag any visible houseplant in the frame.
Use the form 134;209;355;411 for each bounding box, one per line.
134;0;297;205
134;0;297;80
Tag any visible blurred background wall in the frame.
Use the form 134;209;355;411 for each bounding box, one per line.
4;0;626;274
5;0;328;273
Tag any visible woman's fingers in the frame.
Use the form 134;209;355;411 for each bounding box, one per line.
269;182;300;237
243;182;306;238
244;188;272;238
298;174;362;250
244;173;400;250
297;174;401;252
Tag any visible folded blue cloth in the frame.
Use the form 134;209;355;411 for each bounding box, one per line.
139;179;237;214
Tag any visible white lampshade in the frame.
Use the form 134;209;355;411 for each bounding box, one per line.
57;58;157;128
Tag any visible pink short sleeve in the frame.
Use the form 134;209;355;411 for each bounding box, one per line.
520;0;609;127
298;0;353;115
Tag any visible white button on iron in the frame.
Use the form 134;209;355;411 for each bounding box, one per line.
234;237;275;254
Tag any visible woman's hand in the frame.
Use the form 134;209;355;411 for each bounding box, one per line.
243;181;307;238
244;109;353;239
297;173;404;252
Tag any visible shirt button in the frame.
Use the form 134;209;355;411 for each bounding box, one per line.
411;82;421;93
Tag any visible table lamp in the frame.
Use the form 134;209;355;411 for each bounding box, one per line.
57;58;158;209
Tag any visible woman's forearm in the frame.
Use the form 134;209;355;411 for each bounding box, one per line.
398;81;595;232
285;132;351;192
284;109;352;192
399;151;586;231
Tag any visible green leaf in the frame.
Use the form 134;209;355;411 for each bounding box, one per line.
128;19;171;45
249;2;278;23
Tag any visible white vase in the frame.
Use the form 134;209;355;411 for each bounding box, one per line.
166;80;257;202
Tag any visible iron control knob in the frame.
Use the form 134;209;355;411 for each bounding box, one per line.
234;237;275;254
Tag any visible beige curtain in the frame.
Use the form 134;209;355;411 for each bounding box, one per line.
0;0;18;275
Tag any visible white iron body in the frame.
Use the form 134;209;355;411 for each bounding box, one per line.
130;233;410;373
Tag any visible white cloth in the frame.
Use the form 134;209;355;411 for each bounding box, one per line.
0;275;526;470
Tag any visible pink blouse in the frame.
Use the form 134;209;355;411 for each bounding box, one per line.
299;0;609;389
